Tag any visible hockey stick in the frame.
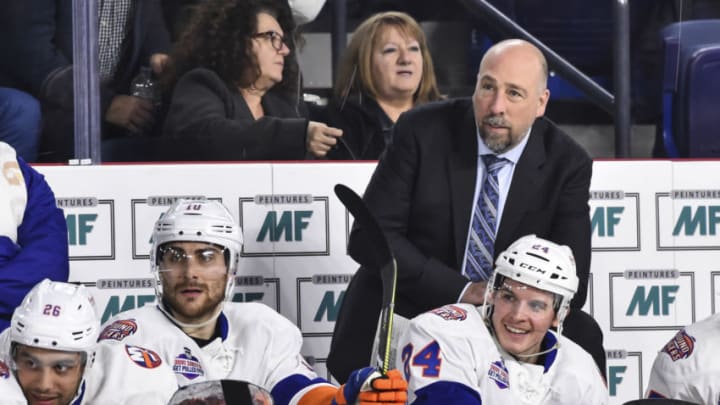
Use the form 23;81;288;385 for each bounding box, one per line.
334;184;397;376
167;379;273;405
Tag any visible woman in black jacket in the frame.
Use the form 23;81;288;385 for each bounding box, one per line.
322;11;443;160
162;0;341;160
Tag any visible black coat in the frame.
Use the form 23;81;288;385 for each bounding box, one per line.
162;68;309;160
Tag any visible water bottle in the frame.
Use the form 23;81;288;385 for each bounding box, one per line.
130;66;161;108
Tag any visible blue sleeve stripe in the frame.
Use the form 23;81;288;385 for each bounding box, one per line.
412;381;482;405
271;374;328;405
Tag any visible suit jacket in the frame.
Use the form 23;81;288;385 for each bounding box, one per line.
328;97;593;381
162;68;309;160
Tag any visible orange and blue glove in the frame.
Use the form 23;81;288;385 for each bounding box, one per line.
333;367;408;405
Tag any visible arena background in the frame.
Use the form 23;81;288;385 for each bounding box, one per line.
36;160;720;404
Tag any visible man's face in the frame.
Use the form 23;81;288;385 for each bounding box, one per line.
472;44;549;154
158;241;229;324
490;279;558;363
14;344;84;405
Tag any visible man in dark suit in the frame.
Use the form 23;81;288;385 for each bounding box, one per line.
328;39;605;382
0;0;170;162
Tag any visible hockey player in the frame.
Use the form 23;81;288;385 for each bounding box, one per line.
85;199;407;405
398;235;607;404
0;279;100;405
645;312;720;403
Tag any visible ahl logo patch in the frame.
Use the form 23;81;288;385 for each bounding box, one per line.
431;305;468;321
125;345;162;369
99;319;138;341
488;360;509;389
173;348;204;380
0;360;9;379
662;329;695;361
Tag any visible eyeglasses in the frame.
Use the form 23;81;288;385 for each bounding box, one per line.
157;245;227;273
251;31;288;51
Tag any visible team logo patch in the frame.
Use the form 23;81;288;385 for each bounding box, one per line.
173;348;204;380
0;360;9;379
661;329;695;361
431;305;468;321
488;360;509;389
125;345;162;369
99;319;138;341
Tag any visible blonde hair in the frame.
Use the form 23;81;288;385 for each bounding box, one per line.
334;11;442;105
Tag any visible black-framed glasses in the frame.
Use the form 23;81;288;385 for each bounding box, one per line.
251;31;287;51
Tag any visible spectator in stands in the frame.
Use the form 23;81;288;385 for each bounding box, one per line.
328;39;606;383
0;141;69;332
0;0;171;162
0;88;41;163
0;280;100;405
645;312;720;403
319;11;443;160
162;0;342;160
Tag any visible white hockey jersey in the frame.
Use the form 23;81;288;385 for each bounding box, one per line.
646;312;720;404
398;303;608;405
84;302;332;405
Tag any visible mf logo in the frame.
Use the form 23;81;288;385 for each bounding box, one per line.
314;291;345;322
257;210;312;242
672;206;720;236
656;192;720;250
231;292;265;303
63;200;115;259
591;207;624;237
101;295;155;324
605;350;643;402
608;366;626;397
241;197;330;256
67;214;97;245
626;286;679;316
589;192;640;251
297;277;347;336
610;273;694;330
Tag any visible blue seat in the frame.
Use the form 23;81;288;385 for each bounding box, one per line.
659;19;720;157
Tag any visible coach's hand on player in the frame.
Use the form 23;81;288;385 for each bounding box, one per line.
332;366;407;405
460;281;488;305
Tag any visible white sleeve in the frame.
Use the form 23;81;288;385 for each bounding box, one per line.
287;0;326;24
259;310;319;393
645;352;700;402
83;340;179;405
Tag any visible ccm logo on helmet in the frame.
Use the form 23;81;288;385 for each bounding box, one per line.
519;262;546;274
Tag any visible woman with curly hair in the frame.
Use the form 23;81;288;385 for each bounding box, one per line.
317;11;443;160
163;0;342;160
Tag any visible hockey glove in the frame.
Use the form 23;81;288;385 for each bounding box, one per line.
332;367;408;405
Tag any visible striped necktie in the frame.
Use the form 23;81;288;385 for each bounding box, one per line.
465;154;509;281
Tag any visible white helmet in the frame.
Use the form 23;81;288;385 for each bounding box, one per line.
10;279;99;366
483;235;578;334
150;199;243;303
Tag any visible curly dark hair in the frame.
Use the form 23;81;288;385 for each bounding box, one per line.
164;0;299;97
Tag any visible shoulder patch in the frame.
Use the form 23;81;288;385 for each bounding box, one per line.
99;319;138;341
173;348;204;380
488;360;509;389
661;329;695;361
0;360;9;379
430;305;468;321
125;345;162;369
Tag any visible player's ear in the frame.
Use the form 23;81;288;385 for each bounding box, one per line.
551;317;559;328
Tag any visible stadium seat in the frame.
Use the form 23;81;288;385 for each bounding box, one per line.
658;19;720;157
